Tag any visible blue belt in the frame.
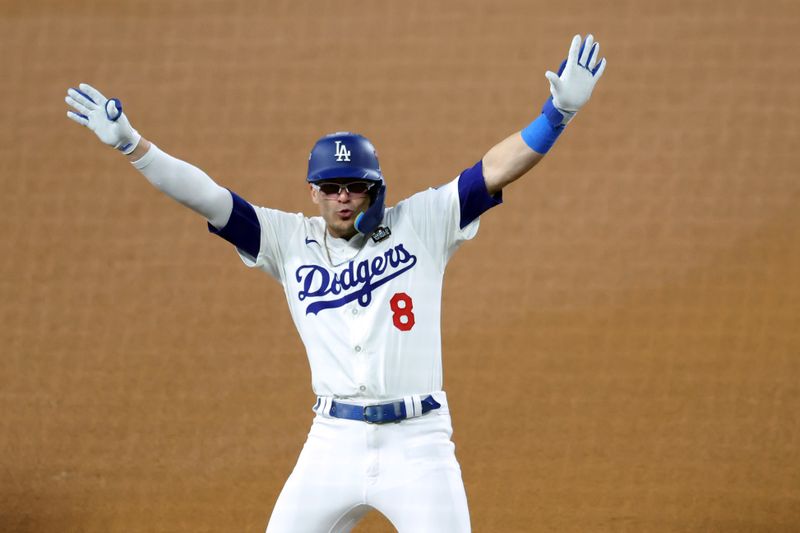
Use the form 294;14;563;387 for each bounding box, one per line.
320;395;441;424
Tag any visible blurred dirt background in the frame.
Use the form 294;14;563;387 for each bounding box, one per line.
1;0;799;531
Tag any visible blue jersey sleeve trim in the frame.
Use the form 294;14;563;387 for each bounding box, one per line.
457;160;503;229
207;190;261;259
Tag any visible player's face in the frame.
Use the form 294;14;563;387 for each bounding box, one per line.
310;179;373;239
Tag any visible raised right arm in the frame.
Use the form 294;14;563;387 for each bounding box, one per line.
65;83;232;229
126;138;232;229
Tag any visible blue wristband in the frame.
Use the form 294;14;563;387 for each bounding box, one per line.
520;98;569;154
521;114;562;154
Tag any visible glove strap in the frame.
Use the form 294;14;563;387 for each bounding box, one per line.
117;129;141;155
542;98;575;127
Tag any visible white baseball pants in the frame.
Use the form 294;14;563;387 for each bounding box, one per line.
265;391;470;533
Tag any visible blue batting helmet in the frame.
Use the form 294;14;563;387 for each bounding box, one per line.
307;132;382;184
307;132;386;235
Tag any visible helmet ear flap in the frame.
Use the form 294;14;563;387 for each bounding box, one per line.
354;183;386;235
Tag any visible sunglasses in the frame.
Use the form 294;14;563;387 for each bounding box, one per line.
312;181;375;198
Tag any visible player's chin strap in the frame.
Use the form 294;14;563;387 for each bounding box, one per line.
354;183;386;235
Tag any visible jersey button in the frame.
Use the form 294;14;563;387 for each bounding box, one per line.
359;385;367;392
355;345;362;353
352;308;358;316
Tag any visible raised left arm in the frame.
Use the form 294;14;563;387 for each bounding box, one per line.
483;34;607;195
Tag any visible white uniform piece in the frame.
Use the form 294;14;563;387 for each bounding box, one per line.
268;393;467;532
222;176;489;532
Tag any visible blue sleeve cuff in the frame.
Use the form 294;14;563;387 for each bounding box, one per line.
207;190;261;259
457;160;503;229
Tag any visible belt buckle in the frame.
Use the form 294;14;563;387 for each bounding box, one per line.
363;405;384;424
363;403;404;424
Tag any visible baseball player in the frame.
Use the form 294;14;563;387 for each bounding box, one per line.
65;34;605;532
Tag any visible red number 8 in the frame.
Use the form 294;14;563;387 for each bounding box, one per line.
390;292;415;331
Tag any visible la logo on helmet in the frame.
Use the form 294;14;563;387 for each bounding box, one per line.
334;140;351;162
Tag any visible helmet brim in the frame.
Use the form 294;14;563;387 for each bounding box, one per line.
308;166;383;183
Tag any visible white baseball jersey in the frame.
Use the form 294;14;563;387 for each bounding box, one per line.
211;162;501;401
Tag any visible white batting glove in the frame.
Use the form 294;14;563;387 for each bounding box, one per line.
544;34;607;119
65;83;141;154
